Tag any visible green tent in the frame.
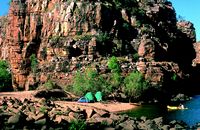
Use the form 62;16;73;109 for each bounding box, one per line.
84;92;94;102
95;91;102;102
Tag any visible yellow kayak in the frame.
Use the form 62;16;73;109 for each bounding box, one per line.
167;105;188;110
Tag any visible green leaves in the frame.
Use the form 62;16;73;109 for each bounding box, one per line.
0;60;12;91
30;54;38;73
107;56;121;73
124;71;149;100
72;68;109;96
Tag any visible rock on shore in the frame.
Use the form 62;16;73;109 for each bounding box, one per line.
0;97;198;129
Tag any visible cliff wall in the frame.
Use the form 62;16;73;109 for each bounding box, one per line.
0;0;196;90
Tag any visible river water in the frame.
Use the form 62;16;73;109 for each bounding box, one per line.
124;95;200;126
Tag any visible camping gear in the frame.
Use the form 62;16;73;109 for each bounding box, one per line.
95;91;102;102
84;92;95;102
77;97;89;103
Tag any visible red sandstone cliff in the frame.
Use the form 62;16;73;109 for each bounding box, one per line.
0;0;197;90
193;42;200;65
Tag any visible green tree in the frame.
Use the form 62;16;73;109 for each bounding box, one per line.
72;68;109;96
0;60;12;91
107;56;121;73
124;71;149;100
108;72;122;89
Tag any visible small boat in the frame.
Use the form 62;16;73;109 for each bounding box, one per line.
167;105;188;110
167;105;179;110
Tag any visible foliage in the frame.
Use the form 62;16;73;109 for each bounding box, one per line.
43;80;59;90
49;35;60;46
0;60;12;91
30;54;38;73
136;20;142;27
114;0;137;10
59;61;70;73
96;32;110;43
107;56;121;73
72;68;109;96
124;71;149;100
68;120;86;130
39;106;47;113
47;63;56;72
133;53;139;61
49;35;65;48
171;73;177;81
108;72;122;89
73;34;93;41
122;23;130;30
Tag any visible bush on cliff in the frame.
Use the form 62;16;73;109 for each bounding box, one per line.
124;71;149;100
30;54;38;73
107;56;121;73
0;60;12;91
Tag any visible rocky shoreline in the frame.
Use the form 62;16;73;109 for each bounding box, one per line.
0;97;199;130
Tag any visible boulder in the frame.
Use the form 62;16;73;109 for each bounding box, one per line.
171;93;192;102
34;89;67;99
32;113;45;121
109;113;120;121
161;125;170;130
85;108;95;119
7;112;24;124
34;118;47;125
54;115;62;124
117;119;137;130
94;109;110;117
138;119;159;130
103;127;115;130
153;117;163;127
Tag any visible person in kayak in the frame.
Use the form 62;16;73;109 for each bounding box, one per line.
178;104;185;109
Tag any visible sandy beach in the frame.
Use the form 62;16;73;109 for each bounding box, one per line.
0;91;138;113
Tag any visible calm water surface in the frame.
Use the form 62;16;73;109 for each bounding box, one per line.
124;95;200;126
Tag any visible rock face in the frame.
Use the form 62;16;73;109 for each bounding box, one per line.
0;0;196;90
193;42;200;65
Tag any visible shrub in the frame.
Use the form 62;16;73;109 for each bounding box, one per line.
68;120;86;130
39;106;48;113
30;54;38;73
43;80;59;90
109;72;122;89
107;56;121;73
73;34;93;41
49;35;60;47
133;53;139;61
72;68;109;96
96;32;110;43
171;73;177;81
124;71;149;100
0;60;12;91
